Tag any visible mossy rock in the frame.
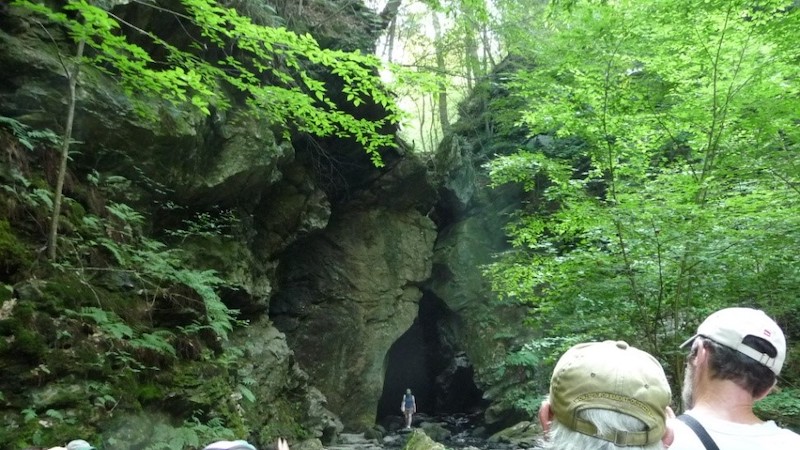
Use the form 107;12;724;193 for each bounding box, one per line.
0;298;47;359
0;283;12;302
363;427;383;441
15;275;143;322
134;382;164;404
30;383;85;410
419;422;451;442
293;438;324;450
161;359;248;435
0;219;31;279
401;430;446;450
487;420;542;447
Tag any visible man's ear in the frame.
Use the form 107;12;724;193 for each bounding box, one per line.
695;340;712;364
662;422;674;447
538;401;554;433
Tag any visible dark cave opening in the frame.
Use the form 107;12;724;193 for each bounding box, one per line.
376;292;486;424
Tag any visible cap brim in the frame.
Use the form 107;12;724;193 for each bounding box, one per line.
680;334;699;349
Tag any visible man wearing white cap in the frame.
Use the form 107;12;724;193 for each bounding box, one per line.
672;307;800;449
538;340;675;449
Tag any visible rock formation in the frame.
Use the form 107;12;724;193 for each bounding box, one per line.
0;1;535;446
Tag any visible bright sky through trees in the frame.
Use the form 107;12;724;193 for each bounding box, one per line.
366;0;509;153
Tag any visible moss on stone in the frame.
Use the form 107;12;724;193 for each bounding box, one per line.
256;396;311;444
0;219;31;278
13;324;47;356
0;300;46;359
134;382;164;403
402;430;446;450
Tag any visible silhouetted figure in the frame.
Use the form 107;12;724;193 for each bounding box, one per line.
401;388;417;429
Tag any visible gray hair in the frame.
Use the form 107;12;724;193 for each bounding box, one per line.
545;409;666;450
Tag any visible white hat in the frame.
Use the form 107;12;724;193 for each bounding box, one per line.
681;307;786;375
66;440;96;450
203;440;257;450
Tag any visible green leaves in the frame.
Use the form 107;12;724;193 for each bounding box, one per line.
486;0;800;392
72;307;178;358
755;388;800;427
0;116;61;150
13;0;400;164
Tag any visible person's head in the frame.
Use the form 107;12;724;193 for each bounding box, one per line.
406;388;411;394
680;307;785;407
66;440;95;450
202;440;257;450
538;340;673;450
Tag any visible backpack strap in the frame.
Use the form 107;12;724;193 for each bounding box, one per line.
677;414;720;450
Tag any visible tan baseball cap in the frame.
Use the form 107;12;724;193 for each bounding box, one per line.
680;307;786;375
549;340;671;446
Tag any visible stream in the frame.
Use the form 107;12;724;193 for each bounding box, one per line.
325;413;545;450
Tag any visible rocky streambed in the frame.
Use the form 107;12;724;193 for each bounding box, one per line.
322;414;545;450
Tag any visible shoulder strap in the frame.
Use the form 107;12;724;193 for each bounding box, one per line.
677;414;720;450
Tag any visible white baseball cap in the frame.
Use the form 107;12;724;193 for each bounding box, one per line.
681;307;786;375
203;440;257;450
66;440;96;450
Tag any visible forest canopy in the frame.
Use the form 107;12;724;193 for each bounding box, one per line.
483;0;800;405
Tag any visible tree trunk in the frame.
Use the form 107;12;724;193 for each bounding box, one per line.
432;12;449;133
385;16;397;62
380;0;403;31
481;25;496;71
419;94;429;153
464;21;482;90
47;39;84;260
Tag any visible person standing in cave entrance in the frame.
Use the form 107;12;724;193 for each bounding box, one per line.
401;388;417;429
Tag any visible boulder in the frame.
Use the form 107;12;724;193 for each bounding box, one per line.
487;421;543;448
401;430;446;450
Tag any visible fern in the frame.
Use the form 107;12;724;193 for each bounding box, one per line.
21;408;37;422
237;384;256;403
98;238;129;265
75;307;134;340
132;331;177;358
144;413;236;450
0;115;60;150
72;205;239;343
31;188;54;208
171;267;235;340
106;202;145;226
72;308;179;358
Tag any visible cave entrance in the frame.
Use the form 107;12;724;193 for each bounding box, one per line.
376;292;485;424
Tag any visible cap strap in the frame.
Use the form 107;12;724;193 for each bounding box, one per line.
572;418;652;447
735;343;778;374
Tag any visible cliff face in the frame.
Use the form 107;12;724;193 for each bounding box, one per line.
0;1;534;446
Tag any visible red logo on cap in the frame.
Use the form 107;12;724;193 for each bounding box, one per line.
764;330;771;337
